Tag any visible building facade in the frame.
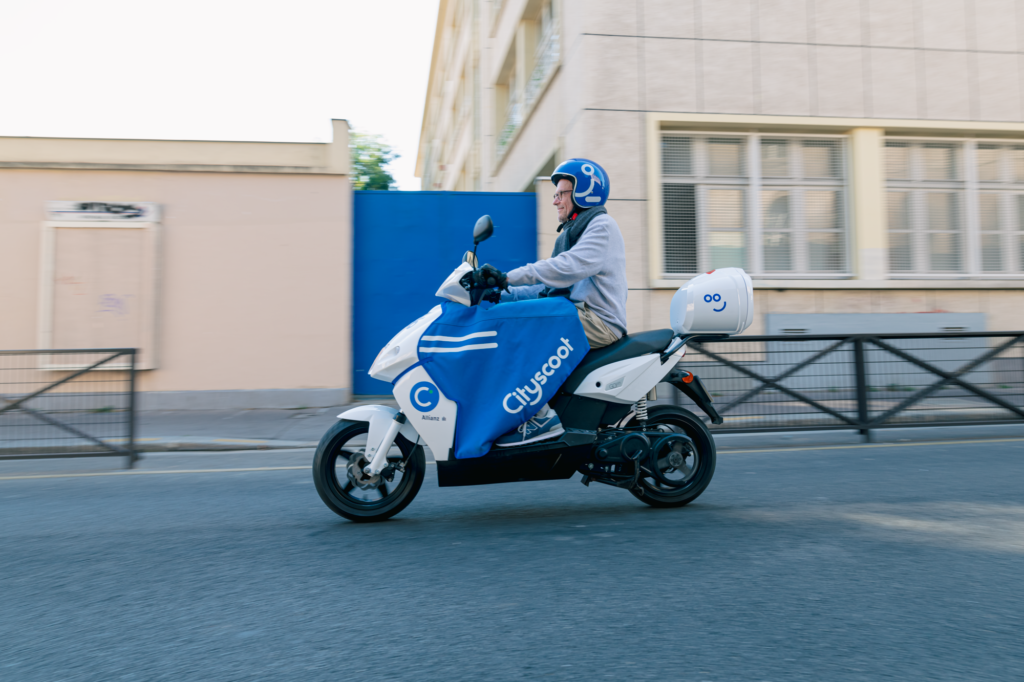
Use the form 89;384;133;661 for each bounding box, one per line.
0;120;353;408
417;0;1024;336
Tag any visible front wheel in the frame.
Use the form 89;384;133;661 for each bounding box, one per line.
312;420;426;522
626;405;716;508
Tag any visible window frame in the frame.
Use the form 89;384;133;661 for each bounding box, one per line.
660;131;852;280
885;135;1024;280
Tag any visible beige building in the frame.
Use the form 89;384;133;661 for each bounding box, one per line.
417;0;1024;336
0;120;353;409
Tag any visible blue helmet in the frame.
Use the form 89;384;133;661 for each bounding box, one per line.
551;158;610;209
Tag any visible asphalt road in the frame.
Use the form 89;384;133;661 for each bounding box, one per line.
2;439;1023;681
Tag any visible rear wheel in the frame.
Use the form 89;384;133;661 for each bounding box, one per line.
312;420;426;522
626;405;716;508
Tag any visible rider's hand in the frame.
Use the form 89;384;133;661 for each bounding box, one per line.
476;264;509;291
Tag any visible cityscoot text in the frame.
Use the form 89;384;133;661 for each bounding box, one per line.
501;338;575;414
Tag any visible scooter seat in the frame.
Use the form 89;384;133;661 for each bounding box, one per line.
561;329;675;394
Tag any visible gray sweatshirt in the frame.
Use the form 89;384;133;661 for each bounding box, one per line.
501;213;628;336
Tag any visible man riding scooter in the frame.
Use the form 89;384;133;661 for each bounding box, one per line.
474;159;628;447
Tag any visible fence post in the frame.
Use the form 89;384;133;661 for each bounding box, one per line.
127;349;138;469
853;337;871;442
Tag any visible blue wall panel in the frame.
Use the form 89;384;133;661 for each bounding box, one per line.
353;191;538;395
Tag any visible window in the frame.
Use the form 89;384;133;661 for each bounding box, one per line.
885;141;964;274
661;134;848;277
494;0;560;161
885;139;1024;276
975;143;1024;274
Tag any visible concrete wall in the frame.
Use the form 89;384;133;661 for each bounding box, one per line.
0;121;353;409
567;0;1023;123
421;2;1024;338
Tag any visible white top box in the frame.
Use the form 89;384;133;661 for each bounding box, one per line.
670;267;754;336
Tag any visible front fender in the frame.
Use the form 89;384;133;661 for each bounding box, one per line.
338;405;421;445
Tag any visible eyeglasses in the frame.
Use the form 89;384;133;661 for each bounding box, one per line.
553;190;572;201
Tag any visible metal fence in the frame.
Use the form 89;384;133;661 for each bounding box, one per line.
666;332;1024;439
0;349;137;467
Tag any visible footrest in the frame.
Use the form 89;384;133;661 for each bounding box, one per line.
484;428;597;459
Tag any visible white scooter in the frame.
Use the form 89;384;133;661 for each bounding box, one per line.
313;216;754;522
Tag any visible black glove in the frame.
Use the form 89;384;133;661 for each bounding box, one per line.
475;263;509;291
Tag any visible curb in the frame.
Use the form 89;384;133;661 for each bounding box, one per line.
0;437;318;457
138;438;319;452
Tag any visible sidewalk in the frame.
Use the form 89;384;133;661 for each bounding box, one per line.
134;399;399;452
137;402;1024;452
6;400;1024;461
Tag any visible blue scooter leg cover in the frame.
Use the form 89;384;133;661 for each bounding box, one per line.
419;298;590;459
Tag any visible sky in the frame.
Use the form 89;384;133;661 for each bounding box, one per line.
0;0;440;190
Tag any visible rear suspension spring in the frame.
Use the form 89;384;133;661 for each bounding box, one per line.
635;397;648;424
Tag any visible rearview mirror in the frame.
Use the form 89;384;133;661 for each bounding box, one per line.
473;215;494;244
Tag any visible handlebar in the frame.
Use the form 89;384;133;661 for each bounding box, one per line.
459;269;503;306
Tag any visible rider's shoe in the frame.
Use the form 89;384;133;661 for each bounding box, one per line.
495;412;565;447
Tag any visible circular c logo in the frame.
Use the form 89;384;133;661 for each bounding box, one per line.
410;382;439;412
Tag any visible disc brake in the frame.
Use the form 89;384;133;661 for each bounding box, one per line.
347;452;382;490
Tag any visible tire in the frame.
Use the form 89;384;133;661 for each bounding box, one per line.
312;420;426;522
626;405;716;508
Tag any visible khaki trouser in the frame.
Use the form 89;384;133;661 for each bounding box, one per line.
575;302;621;349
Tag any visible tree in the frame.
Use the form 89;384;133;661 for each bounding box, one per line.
350;130;399;190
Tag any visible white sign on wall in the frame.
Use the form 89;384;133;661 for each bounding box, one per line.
46;201;161;222
39;201;162;369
